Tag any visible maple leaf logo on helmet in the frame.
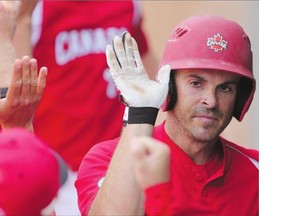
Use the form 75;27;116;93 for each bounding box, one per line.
207;33;228;52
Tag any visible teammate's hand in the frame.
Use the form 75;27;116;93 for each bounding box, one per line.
131;136;170;190
0;56;47;131
106;32;170;108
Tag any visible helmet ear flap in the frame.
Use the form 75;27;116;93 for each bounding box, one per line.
163;70;177;111
233;78;255;121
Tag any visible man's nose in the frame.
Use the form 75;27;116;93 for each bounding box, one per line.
201;89;217;109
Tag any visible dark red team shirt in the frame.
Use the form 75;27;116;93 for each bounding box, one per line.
76;122;259;215
31;1;148;171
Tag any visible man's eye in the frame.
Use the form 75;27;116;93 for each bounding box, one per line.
191;81;201;87
219;84;231;92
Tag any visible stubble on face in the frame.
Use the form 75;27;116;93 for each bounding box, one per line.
166;69;238;145
171;103;232;144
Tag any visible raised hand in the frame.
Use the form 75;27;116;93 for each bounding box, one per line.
0;56;47;131
106;32;170;108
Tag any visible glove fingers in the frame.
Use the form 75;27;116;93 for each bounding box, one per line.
112;36;128;69
106;45;121;73
123;32;136;68
132;38;144;69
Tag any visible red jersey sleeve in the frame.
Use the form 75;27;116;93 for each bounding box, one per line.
75;138;119;215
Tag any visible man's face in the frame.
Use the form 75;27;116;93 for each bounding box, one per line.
171;69;240;143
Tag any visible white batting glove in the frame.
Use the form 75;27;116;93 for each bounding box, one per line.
106;32;170;109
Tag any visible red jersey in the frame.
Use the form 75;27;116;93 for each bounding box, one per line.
31;1;148;171
76;122;259;215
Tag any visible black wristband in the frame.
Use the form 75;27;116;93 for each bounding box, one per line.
0;88;8;99
127;107;159;125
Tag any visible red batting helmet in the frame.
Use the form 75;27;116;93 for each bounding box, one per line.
160;15;256;121
0;128;68;215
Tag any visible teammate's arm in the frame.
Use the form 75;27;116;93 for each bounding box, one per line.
0;1;19;89
13;0;38;58
0;1;47;132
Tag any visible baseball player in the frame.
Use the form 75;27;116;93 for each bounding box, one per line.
76;15;258;215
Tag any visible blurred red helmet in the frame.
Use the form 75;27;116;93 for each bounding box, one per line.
0;128;68;215
160;15;255;121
